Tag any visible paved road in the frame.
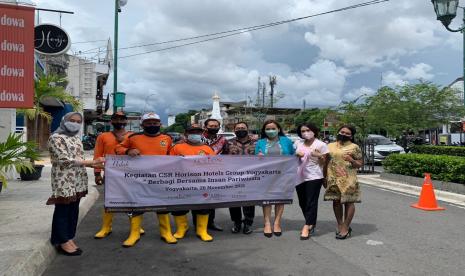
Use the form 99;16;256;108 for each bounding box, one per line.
44;184;465;276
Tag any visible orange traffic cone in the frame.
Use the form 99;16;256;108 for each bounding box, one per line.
411;173;445;211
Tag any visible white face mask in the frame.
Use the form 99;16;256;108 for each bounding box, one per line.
302;131;314;140
64;122;81;133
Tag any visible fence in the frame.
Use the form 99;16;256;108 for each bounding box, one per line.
358;140;375;174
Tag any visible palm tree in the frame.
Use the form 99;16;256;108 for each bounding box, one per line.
18;74;82;148
0;133;39;190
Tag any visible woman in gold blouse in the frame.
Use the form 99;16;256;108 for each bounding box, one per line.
324;125;363;239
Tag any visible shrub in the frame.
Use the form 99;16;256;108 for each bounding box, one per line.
383;153;465;184
410;145;465;157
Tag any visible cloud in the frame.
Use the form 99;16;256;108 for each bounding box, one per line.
27;0;461;123
343;86;376;102
298;0;448;68
383;63;434;87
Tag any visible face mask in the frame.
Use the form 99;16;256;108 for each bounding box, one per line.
337;133;351;142
302;131;314;140
265;130;278;138
207;128;220;135
235;130;248;139
144;125;160;135
64;122;81;134
187;134;202;144
112;123;126;130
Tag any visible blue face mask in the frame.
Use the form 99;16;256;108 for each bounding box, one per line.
265;129;278;138
187;134;202;144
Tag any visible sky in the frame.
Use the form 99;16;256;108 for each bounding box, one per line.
28;0;464;123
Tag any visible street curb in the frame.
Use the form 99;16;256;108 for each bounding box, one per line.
358;175;465;208
4;185;99;276
380;172;465;195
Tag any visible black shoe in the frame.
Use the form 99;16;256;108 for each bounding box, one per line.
242;224;253;235
56;246;82;256
208;223;223;231
264;232;273;238
231;223;241;233
273;231;282;237
336;228;352;240
309;226;315;236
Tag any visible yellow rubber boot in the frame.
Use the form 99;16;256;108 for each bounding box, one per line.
196;214;213;242
157;214;177;244
122;215;142;247
140;228;145;235
94;211;113;239
173;215;189;239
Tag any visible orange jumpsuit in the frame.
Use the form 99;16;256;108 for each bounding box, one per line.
169;142;215;216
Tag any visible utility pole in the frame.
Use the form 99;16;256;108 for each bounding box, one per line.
113;0;119;113
262;82;266;108
256;77;261;107
269;75;276;108
303;99;306;110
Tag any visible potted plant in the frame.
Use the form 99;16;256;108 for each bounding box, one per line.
0;133;39;193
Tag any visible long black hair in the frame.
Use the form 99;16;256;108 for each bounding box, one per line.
260;119;285;139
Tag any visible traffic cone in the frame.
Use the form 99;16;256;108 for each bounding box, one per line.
411;173;445;211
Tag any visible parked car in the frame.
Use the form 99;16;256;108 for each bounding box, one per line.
366;134;405;163
166;132;183;143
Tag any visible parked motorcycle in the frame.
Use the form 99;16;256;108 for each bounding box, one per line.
82;134;96;151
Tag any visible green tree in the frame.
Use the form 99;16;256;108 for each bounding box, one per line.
366;82;464;136
164;110;198;133
338;82;465;139
294;108;330;129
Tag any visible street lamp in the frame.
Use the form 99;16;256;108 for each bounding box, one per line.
113;0;128;113
431;0;465;105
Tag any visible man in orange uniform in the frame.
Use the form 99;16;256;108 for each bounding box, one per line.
94;112;145;240
169;124;215;242
115;112;177;246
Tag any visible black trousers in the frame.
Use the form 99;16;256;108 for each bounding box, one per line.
207;209;216;225
229;206;255;225
50;199;80;245
295;179;323;226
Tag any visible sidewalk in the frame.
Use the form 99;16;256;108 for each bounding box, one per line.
0;163;98;276
358;174;465;208
1;166;464;276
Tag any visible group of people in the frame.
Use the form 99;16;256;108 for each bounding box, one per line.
46;111;363;256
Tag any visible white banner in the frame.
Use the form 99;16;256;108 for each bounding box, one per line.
104;155;298;212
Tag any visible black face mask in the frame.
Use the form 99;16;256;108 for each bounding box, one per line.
144;126;160;135
112;123;126;130
235;130;248;139
337;134;351;142
207;128;220;135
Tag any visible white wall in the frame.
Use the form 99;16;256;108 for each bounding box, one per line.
0;108;16;142
66;56;97;110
